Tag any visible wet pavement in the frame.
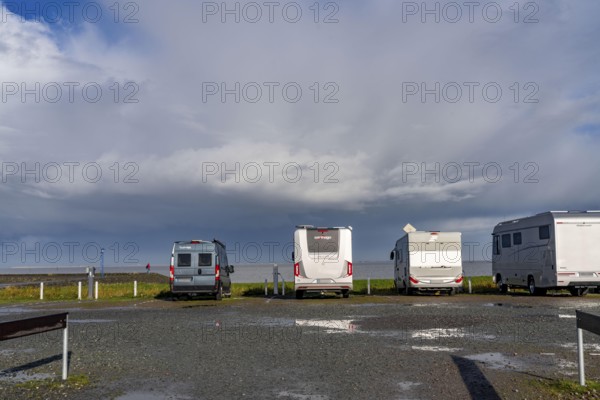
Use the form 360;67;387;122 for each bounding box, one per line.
1;294;600;399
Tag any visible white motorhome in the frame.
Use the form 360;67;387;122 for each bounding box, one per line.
492;211;600;296
390;225;463;295
293;225;353;299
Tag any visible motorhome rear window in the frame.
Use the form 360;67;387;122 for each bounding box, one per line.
493;235;500;255
539;225;550;240
198;253;212;267
177;253;191;267
306;229;339;253
501;234;511;248
513;232;522;245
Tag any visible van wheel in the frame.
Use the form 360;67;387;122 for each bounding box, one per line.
404;283;412;296
295;290;304;300
342;290;350;298
570;287;589;297
215;285;223;301
528;277;547;296
496;275;508;294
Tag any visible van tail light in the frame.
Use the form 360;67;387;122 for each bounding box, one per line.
409;276;419;284
294;263;300;277
347;261;353;276
169;265;174;282
215;264;220;280
455;275;463;284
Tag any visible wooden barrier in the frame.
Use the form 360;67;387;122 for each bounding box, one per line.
0;313;69;380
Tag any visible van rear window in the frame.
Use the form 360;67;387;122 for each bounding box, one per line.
177;253;191;267
198;253;212;267
306;229;339;253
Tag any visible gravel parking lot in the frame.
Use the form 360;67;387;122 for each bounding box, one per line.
2;294;600;399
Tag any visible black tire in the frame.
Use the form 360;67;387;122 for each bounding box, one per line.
528;277;547;296
448;288;456;296
295;290;304;300
404;282;412;296
496;275;508;293
215;284;223;301
570;287;589;297
528;277;536;295
342;290;350;299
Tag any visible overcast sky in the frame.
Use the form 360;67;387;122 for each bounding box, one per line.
0;0;599;267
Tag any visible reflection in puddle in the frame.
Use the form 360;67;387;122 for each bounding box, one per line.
482;303;532;309
411;328;495;340
295;319;356;333
411;345;462;352
398;381;422;391
277;391;329;400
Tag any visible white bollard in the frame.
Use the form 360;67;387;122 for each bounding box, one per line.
273;265;279;295
578;327;585;386
134;280;138;297
468;278;472;294
368;277;371;295
78;282;82;300
94;281;98;300
40;282;44;300
265;279;268;296
62;315;69;380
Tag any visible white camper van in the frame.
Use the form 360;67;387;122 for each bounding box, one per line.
390;224;463;295
492;211;600;296
293;225;353;299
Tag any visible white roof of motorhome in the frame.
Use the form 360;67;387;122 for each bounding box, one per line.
295;225;352;230
495;211;600;227
400;231;461;241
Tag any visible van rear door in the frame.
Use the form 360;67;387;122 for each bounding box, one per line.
303;228;345;279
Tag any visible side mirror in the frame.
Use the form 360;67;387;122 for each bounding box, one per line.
390;251;395;261
229;265;235;273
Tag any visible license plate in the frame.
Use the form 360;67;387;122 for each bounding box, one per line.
176;277;193;282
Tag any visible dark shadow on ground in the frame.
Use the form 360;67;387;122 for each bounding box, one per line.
451;355;502;400
0;351;72;376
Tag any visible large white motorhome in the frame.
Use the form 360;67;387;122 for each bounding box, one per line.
293;225;353;299
492;211;600;296
390;224;463;295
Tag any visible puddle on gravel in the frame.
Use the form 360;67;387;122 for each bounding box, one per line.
482;303;532;309
465;352;525;370
115;392;192;400
411;345;462;352
0;371;53;383
69;319;116;323
0;348;35;356
295;319;357;333
0;306;35;315
560;342;600;352
398;381;422;391
411;328;495;340
277;391;329;400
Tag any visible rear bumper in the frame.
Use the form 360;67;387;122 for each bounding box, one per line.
171;280;217;294
295;283;353;292
409;282;462;291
